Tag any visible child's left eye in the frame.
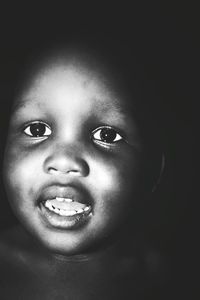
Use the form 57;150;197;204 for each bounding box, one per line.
23;122;52;138
92;126;123;144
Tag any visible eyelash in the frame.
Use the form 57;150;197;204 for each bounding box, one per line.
23;122;124;144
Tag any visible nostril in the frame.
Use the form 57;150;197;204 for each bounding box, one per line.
67;170;80;175
47;164;89;176
48;167;59;175
48;168;76;175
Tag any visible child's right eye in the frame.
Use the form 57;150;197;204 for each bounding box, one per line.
23;122;52;138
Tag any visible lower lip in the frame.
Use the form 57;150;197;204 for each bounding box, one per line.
39;202;92;230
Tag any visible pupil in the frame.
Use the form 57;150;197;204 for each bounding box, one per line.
100;128;116;143
30;123;45;137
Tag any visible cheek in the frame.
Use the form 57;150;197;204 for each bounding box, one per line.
3;144;42;197
90;151;140;201
88;155;140;235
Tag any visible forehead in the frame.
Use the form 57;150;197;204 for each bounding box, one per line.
26;63;115;103
13;53;132;115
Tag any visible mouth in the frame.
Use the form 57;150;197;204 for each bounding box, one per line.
38;185;93;230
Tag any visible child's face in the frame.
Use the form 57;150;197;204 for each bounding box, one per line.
3;54;143;255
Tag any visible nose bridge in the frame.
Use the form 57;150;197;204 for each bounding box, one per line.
43;139;89;176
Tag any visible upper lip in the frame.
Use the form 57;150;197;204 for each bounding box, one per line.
38;184;92;206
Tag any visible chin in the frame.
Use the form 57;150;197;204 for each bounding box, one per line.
31;229;93;256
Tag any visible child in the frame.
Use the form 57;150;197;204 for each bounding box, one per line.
0;39;168;299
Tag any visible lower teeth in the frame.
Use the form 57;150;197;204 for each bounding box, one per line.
44;202;90;217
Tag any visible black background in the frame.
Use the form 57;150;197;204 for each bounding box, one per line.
0;3;198;297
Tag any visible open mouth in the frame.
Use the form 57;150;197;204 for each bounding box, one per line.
39;186;93;229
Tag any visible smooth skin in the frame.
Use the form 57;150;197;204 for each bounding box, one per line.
3;55;144;255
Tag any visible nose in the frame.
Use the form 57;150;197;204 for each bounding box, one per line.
43;145;89;177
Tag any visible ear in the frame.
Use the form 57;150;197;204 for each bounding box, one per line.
151;153;165;192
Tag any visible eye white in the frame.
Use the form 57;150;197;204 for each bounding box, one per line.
24;123;52;137
92;128;122;142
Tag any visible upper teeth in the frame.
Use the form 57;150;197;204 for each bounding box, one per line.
56;197;73;202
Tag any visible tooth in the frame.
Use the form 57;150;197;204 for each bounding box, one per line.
84;206;90;212
64;210;77;216
56;197;64;202
58;209;66;216
64;198;73;203
48;205;54;212
59;209;68;216
63;210;71;216
44;200;50;208
76;209;84;214
58;210;66;216
54;208;60;214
